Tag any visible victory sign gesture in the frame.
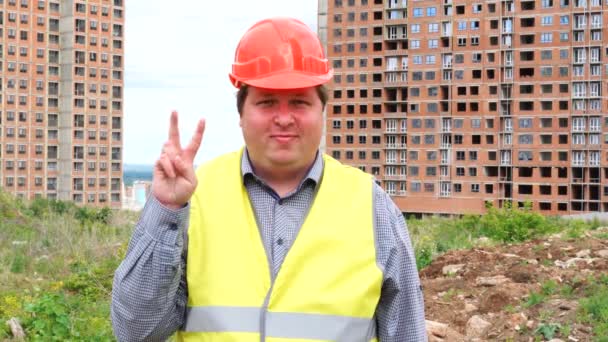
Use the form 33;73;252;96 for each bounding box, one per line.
152;111;205;209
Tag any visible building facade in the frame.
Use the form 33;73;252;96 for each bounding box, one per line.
0;0;124;208
321;0;608;215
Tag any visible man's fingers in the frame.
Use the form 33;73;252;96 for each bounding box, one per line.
184;118;206;161
174;155;196;184
158;153;177;179
168;110;182;149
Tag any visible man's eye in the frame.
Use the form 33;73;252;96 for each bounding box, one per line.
256;99;275;106
292;100;310;106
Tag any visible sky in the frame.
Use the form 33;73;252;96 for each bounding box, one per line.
123;1;319;165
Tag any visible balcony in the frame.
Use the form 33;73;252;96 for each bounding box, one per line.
385;143;406;149
572;126;586;132
384;174;407;180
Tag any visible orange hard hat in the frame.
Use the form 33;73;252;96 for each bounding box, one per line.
229;17;333;89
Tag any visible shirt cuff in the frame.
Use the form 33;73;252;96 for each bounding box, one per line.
140;195;190;247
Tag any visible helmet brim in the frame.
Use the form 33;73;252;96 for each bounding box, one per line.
230;70;333;89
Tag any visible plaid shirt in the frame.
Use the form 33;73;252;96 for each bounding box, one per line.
111;150;426;341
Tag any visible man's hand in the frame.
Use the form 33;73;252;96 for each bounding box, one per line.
152;111;205;209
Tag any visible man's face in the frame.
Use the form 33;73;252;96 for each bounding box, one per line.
240;86;324;174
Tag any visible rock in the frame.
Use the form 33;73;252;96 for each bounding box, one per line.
568;336;579;341
526;259;539;265
526;320;535;329
502;253;520;258
575;249;591;258
11;240;27;246
595;249;608;258
6;318;25;339
555;258;591;268
477;237;490;244
547;339;564;342
475;275;510;286
466;315;492;338
425;320;465;341
579;325;593;333
465;303;478;313
442;264;465;276
507;313;527;329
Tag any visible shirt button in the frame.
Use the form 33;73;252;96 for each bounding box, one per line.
169;223;178;230
278;199;284;205
277;238;284;246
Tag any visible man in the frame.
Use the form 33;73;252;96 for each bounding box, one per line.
112;17;426;341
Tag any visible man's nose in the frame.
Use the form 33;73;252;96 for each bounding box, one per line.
273;105;294;126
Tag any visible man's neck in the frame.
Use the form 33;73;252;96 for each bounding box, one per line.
252;163;311;197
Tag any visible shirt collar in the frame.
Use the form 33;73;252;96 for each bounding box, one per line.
241;148;323;187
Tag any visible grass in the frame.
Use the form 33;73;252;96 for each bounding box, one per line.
0;191;136;340
524;292;547;308
1;190;606;340
577;275;608;341
406;201;602;270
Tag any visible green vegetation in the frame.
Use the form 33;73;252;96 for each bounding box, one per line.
1;189;606;340
578;275;608;341
534;322;560;340
407;201;602;270
524;291;547;308
0;190;135;340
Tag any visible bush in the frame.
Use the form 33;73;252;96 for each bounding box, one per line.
24;293;73;340
479;201;553;243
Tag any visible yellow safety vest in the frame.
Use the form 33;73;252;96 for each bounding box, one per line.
178;149;382;342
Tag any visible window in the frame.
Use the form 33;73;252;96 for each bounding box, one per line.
413;8;423;17
426;7;436;16
519;118;532;128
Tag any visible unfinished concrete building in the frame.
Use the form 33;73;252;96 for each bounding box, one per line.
320;0;608;215
0;0;124;207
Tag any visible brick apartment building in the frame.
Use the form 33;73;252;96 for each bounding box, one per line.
0;0;124;208
320;0;608;215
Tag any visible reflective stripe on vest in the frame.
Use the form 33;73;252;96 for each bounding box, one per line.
183;306;375;341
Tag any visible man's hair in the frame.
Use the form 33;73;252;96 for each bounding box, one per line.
236;85;328;116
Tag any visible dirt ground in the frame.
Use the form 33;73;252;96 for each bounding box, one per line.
421;228;608;341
